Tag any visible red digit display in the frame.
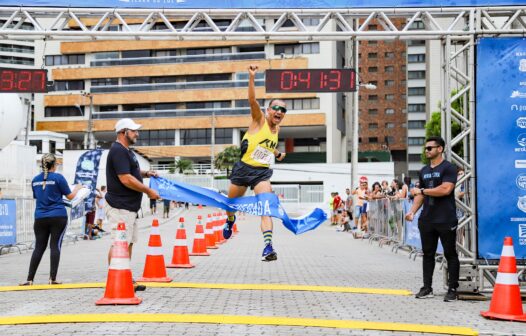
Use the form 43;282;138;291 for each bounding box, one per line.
266;69;356;93
0;68;48;93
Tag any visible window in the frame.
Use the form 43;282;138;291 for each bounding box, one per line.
45;106;84;117
181;128;233;145
29;140;42;154
51;80;84;91
187;74;231;82
368;95;378;101
274;43;320;55
238;45;264;53
91;78;118;86
122;77;150;85
368;24;378;30
385;122;395;129
384;80;395;87
408;104;426;112
0;43;34;54
408;54;426;63
385;136;395;144
187;47;230;55
121;50;151;58
408;137;425;145
302;17;320;26
49;140;56;154
408;154;422;161
136;129;175;146
368;137;378;143
408;87;426;96
384;52;395;59
385;108;395;114
385;94;394;101
368;52;378;59
408;71;425;79
408;120;426;129
0;55;33;66
368;66;378;72
409;21;425;30
45;54;85;66
384;66;394;73
368;123;378;129
99;105;118;112
93;52;119;60
408;40;426;46
368;109;378;115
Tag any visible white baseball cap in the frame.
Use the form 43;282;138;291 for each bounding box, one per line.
115;118;142;133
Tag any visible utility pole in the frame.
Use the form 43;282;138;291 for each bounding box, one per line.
82;91;95;150
211;109;215;188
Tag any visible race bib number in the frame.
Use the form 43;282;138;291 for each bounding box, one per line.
251;145;273;165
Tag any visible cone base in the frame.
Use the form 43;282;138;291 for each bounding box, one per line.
166;263;195;268
481;311;526;322
137;276;172;283
206;245;219;249
96;297;142;305
190;252;210;256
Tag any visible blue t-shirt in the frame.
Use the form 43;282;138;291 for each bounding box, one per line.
32;172;72;219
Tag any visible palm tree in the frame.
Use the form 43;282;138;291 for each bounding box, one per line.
214;146;241;176
173;158;193;174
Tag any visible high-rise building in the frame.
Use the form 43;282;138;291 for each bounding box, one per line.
33;19;350;166
357;19;407;177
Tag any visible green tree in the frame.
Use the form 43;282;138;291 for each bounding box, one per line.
214;146;241;176
421;89;464;164
172;158;193;174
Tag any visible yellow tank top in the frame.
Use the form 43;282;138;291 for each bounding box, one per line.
240;120;279;168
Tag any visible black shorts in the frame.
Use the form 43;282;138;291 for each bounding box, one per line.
229;161;273;189
150;199;156;207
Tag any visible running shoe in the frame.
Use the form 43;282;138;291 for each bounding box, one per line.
223;215;236;240
415;286;434;299
443;288;458;302
261;243;277;262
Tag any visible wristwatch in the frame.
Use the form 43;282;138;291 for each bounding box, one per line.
420;188;425;195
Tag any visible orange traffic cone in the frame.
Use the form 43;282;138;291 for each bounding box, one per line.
167;217;194;268
218;212;226;244
205;214;218;249
138;219;172;282
233;221;239;234
481;237;526;322
96;222;142;305
190;215;210;256
213;213;224;245
198;204;203;209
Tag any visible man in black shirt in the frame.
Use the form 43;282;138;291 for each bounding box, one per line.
405;136;460;302
105;118;160;268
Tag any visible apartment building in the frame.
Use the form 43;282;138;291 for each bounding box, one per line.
357;19;408;177
0;20;35;70
33;18;348;166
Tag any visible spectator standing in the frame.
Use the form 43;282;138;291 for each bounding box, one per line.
344;188;353;222
163;199;171;219
149;198;157;215
20;153;82;286
332;192;343;226
405;136;460;302
95;186;106;233
353;176;370;231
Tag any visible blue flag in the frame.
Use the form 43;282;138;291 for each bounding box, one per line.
150;176;327;235
73;149;103;212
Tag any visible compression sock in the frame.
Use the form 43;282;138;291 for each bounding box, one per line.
263;230;273;245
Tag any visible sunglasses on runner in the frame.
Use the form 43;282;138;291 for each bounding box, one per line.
424;145;439;151
271;105;287;113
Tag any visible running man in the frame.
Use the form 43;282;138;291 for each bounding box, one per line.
222;64;287;261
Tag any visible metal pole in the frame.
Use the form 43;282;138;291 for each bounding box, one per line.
351;24;360;190
88;93;94;149
24;97;31;146
211;109;215;188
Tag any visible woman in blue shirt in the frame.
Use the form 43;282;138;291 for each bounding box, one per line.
20;153;82;286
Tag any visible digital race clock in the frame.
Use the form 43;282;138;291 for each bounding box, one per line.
0;68;48;93
265;69;356;93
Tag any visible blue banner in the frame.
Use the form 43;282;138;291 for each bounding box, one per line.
1;1;525;8
476;38;526;260
0;199;16;245
150;176;327;234
73;149;103;212
403;200;443;253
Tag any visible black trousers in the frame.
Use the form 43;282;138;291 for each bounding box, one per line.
418;222;460;290
27;216;68;281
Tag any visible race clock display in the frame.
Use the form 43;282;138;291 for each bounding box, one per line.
0;68;48;93
265;69;356;93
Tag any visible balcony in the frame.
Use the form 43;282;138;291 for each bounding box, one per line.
90;51;265;67
93;107;252;119
91;79;264;94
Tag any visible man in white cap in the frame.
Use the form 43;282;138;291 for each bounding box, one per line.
105;118;160;290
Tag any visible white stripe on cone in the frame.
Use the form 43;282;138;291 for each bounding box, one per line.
109;257;131;270
195;233;205;239
205;228;213;234
150;227;161;235
147;246;164;256
501;245;515;257
174;239;188;247
495;272;519;285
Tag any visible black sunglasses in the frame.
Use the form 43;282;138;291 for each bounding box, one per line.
425;145;439;151
271;105;287;113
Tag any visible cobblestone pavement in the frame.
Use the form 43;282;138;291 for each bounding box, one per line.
0;206;525;335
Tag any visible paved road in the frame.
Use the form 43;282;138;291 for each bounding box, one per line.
0;206;525;336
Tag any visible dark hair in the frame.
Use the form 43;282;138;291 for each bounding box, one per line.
268;99;280;108
372;182;381;190
425;136;446;148
404;176;411;186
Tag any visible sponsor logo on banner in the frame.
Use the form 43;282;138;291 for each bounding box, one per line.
511;104;526;111
515;133;526;152
519;224;526;245
520;59;526;72
511;91;526;98
518;195;526;213
516;160;526;168
517;174;526;190
517;117;526;128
